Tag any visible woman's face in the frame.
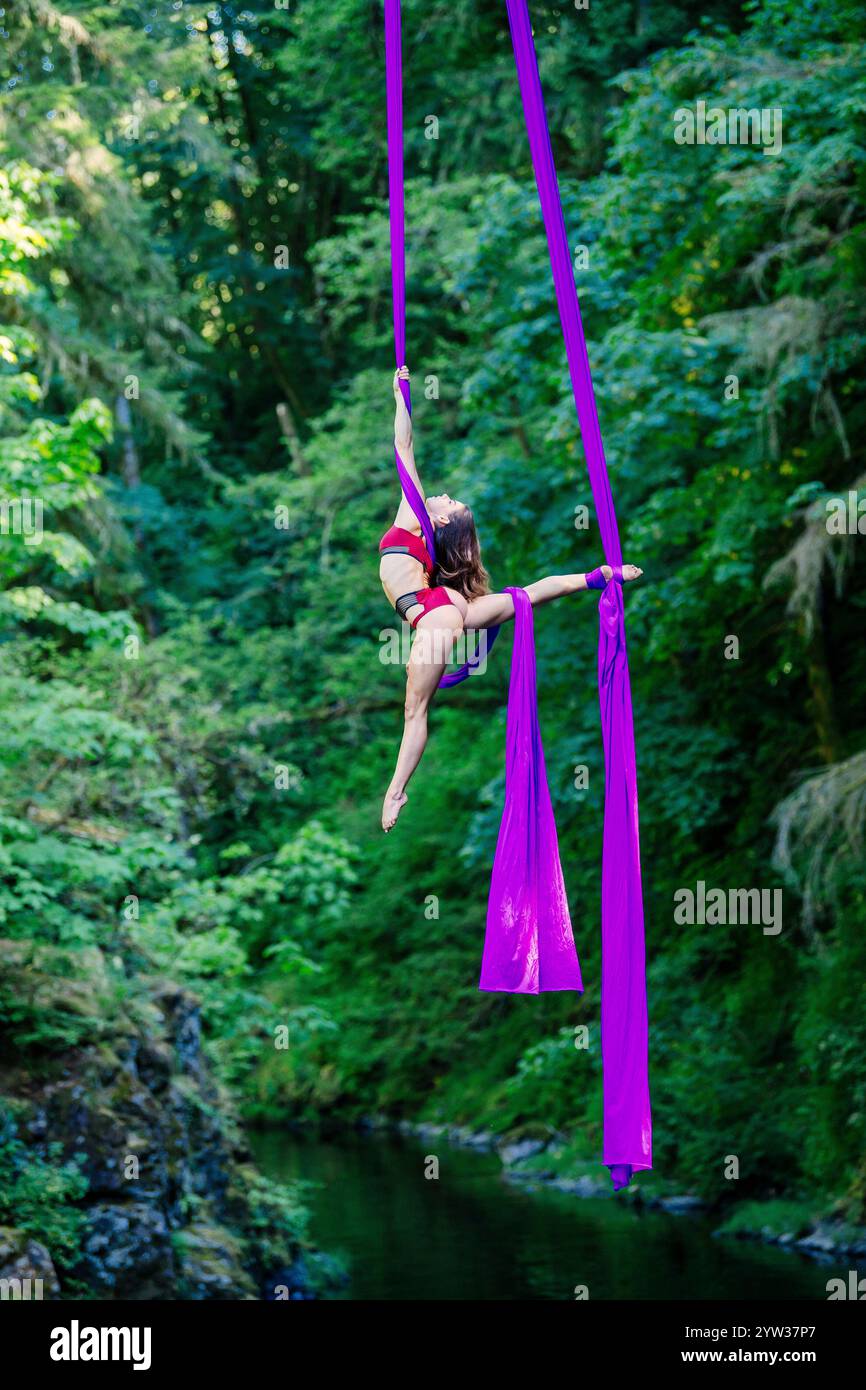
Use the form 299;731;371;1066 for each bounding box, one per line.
427;494;466;526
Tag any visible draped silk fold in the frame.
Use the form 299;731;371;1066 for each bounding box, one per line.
384;0;651;1188
479;589;583;994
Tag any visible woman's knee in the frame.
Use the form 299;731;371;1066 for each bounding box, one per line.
403;645;450;719
404;675;430;722
404;692;425;722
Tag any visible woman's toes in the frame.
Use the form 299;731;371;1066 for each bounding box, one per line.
381;791;408;832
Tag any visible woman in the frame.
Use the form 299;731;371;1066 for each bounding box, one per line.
379;366;642;831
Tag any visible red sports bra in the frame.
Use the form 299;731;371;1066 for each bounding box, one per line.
378;524;434;576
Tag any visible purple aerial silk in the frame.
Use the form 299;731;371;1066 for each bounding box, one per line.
479;589;583;993
383;0;437;563
383;0;651;1189
504;0;651;1188
384;0;499;688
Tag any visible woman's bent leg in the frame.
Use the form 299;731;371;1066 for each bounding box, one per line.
382;608;463;831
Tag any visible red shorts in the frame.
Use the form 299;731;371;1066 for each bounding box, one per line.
393;585;455;628
407;586;454;628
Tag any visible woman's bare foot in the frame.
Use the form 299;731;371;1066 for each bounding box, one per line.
382;788;408;832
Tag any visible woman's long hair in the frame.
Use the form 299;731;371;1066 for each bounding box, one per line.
433;505;491;600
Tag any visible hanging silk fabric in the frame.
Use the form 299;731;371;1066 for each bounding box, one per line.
479;588;583;994
384;0;499;689
383;0;651;1189
503;0;650;1188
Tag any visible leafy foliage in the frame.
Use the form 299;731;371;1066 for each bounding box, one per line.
0;0;865;1254
0;1105;87;1264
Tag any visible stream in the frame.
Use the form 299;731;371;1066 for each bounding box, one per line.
249;1128;841;1301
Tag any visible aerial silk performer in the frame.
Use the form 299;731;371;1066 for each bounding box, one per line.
379;0;652;1189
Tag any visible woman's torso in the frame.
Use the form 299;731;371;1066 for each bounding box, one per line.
378;526;467;621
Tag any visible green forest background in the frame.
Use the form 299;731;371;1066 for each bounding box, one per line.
1;0;866;1290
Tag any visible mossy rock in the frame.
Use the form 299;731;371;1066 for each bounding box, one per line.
175;1219;257;1300
0;939;121;1048
74;1201;174;1299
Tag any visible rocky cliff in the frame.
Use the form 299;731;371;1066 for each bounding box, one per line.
0;939;325;1300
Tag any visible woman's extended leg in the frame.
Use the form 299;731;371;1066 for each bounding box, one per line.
382;606;464;831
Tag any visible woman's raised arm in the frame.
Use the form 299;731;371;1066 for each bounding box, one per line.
392;366;428;532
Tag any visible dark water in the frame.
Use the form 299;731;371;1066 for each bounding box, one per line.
249;1128;840;1301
